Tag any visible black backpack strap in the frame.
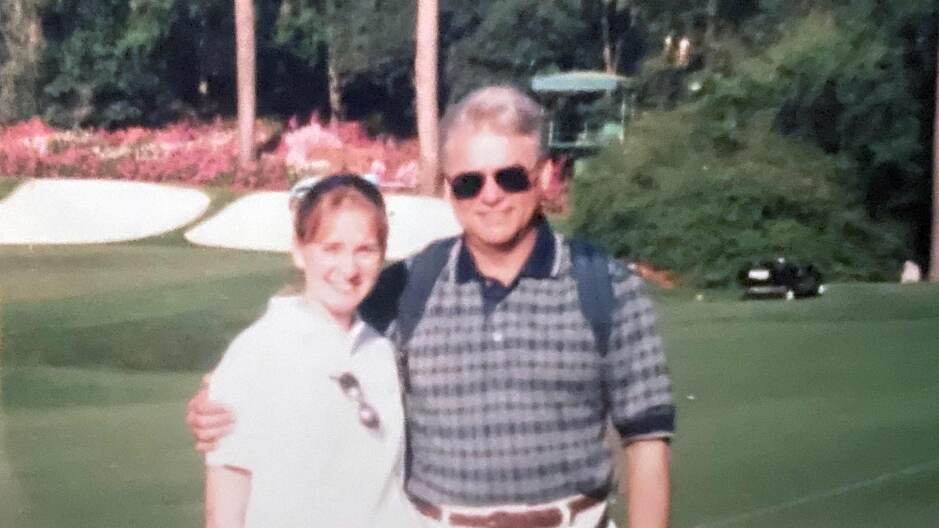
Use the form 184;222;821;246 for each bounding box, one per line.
359;260;409;334
569;239;617;357
395;236;460;346
390;237;458;485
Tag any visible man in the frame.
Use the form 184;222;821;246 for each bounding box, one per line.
188;85;675;527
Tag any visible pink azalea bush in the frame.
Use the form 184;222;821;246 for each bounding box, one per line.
0;116;420;192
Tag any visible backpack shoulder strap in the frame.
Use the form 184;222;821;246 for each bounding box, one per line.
395;236;459;346
568;238;617;357
359;260;409;335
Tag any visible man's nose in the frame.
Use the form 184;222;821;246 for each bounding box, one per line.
477;173;504;204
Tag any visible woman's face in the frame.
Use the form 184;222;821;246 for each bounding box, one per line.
291;205;384;324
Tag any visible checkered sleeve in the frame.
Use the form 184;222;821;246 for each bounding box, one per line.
604;266;676;444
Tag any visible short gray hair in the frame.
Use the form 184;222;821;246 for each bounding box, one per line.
440;85;545;156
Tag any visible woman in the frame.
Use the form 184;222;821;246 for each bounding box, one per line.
204;174;421;527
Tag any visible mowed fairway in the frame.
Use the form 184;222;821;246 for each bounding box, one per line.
2;240;939;527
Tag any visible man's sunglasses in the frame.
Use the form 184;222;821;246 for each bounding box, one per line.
446;165;532;200
330;372;380;430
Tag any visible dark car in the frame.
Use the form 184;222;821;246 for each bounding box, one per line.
738;258;824;300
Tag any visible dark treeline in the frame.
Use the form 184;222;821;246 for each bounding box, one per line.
0;0;936;274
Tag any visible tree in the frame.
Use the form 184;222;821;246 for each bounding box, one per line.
932;40;939;282
441;1;590;102
234;0;256;167
0;0;43;122
415;0;439;194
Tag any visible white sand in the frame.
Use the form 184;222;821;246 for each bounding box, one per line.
384;194;463;260
185;192;462;260
0;179;210;244
185;191;292;253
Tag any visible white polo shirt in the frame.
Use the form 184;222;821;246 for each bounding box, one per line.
206;295;420;527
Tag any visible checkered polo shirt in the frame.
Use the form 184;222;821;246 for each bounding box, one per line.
391;224;675;507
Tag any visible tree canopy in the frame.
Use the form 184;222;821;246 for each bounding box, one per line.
0;0;935;278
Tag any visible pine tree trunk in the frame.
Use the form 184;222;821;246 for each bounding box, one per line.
601;0;614;73
930;39;939;282
327;51;342;121
234;0;257;168
706;0;718;43
415;0;440;195
0;0;43;122
324;0;343;121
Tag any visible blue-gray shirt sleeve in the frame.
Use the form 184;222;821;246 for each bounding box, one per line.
604;269;676;443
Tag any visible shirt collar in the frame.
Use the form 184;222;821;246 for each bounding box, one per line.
454;216;558;284
268;295;372;355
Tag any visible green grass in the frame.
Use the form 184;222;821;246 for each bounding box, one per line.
1;368;204;528
1;244;290;373
2;242;938;527
660;284;939;527
0;176;20;199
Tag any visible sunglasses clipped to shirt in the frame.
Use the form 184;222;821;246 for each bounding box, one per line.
446;165;533;200
330;372;381;430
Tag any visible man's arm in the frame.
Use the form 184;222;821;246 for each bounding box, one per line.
620;439;671;528
603;271;676;526
186;375;235;452
205;465;251;528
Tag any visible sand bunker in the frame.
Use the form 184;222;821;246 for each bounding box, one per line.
185;192;462;260
0;179;210;245
185;191;292;253
383;195;463;260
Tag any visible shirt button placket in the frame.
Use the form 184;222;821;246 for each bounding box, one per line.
492;302;507;345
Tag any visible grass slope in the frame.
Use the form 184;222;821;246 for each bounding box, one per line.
662;284;939;527
0;176;20;200
1;243;289;373
2;242;938;527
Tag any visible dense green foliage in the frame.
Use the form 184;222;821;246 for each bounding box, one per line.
572;1;936;285
572;108;905;286
697;5;936;256
0;0;935;276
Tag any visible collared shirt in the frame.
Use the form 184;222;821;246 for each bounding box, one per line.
455;218;557;314
207;296;421;527
390;223;675;506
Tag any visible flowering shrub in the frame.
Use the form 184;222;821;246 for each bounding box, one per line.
0;116;420;191
278;115;420;188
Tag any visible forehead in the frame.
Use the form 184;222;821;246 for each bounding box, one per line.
306;203;381;239
442;128;541;173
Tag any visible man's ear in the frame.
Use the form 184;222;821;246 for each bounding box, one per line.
289;239;306;271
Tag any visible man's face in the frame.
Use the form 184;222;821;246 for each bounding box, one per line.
442;128;548;249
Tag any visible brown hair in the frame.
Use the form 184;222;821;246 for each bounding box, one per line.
293;173;389;253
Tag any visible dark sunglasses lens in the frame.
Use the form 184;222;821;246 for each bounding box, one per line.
450;172;485;199
495;167;531;193
336;373;357;391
